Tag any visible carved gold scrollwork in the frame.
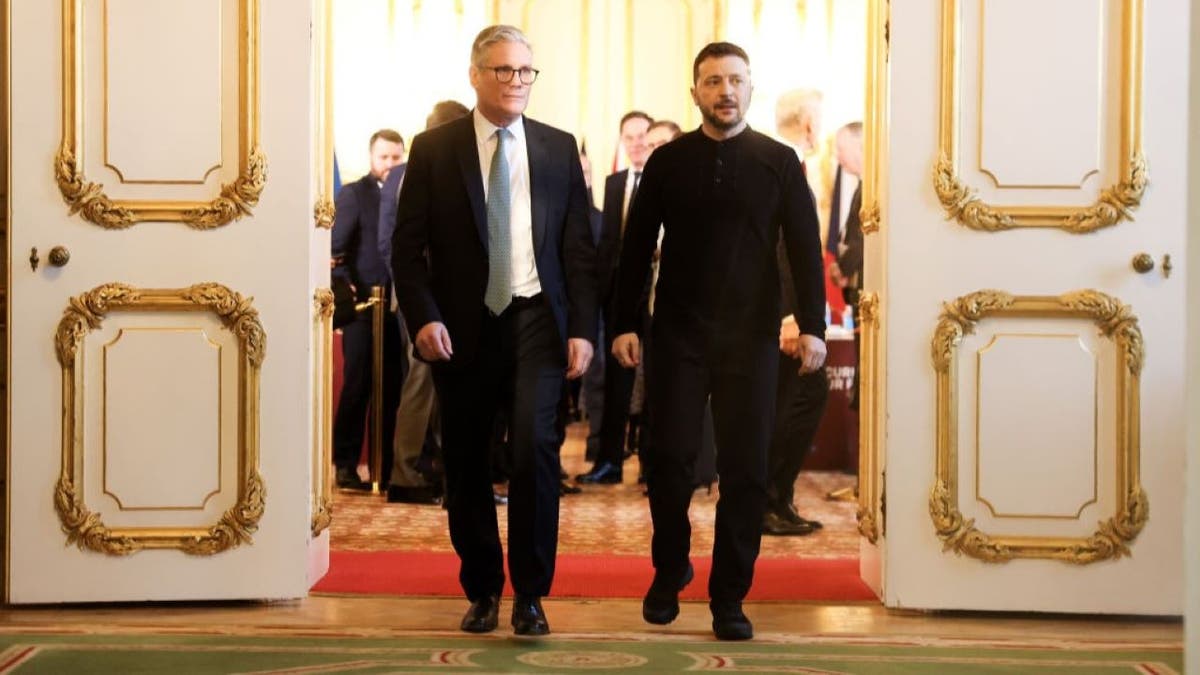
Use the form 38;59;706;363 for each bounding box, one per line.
55;145;136;229
311;287;335;536
1061;154;1148;233
59;0;263;228
180;147;269;229
933;155;1015;231
859;201;882;235
55;283;267;556
929;289;1147;564
314;196;335;229
936;0;1145;233
856;292;881;543
314;287;335;318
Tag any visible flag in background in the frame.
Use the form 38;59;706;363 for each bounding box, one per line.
332;152;343;198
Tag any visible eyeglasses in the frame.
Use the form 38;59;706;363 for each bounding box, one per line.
480;65;540;85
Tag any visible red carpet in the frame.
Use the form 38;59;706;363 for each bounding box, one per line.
312;551;876;601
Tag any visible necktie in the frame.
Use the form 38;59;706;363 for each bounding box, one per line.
484;129;512;315
621;171;641;238
827;165;842;255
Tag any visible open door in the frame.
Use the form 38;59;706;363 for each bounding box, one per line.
860;0;1187;613
5;0;320;602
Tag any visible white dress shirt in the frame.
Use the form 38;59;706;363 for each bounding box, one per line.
473;108;540;298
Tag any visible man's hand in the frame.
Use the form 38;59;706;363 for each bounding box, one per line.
829;261;847;288
415;322;453;361
779;315;801;358
566;338;594;380
612;333;641;368
796;334;827;375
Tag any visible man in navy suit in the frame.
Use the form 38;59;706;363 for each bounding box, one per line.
392;25;597;637
576;111;653;486
331;129;407;491
378;101;472;505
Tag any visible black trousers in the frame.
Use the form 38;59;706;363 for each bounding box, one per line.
333;312;406;481
433;298;565;601
645;323;778;603
595;298;637;467
766;364;829;510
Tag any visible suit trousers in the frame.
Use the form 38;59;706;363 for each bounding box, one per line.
581;315;606;460
766;364;829;510
433;298;565;601
645;323;778;603
596;299;637;467
333;312;405;480
390;345;438;489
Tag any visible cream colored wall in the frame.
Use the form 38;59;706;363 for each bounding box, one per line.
332;0;866;204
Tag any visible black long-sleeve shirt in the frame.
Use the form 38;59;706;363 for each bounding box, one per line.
614;127;826;341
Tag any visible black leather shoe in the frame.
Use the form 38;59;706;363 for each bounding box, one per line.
559;481;582;495
460;594;500;633
642;562;694;625
335;466;371;491
511;595;550;636
711;600;753;640
386;484;440;504
776;503;823;530
575;461;622;484
762;510;814;536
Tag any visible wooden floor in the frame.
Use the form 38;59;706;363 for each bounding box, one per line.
0;595;1182;647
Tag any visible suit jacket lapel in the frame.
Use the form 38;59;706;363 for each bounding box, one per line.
455;118;488;250
525;119;550;258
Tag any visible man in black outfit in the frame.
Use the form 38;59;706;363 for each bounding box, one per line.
612;42;826;641
331;129;408;491
391;25;597;637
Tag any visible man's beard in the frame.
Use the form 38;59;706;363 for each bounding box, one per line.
700;103;743;131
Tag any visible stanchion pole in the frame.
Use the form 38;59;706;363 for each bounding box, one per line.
368;285;385;493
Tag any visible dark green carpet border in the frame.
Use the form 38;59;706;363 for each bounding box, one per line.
0;632;1183;674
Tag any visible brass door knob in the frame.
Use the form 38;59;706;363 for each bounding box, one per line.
1131;253;1154;274
48;246;70;267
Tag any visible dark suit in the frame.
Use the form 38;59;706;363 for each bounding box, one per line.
591;170;642;470
392;113;597;601
838;184;864;408
331;174;405;480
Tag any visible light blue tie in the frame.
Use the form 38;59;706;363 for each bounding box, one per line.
484;128;512;315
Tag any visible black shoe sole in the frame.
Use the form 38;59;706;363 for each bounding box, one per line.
642;564;695;625
713;621;753;640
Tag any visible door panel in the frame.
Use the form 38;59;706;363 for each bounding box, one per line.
876;0;1185;613
7;0;317;602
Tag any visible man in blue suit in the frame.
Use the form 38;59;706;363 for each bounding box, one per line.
330;129;407;491
392;25;597;636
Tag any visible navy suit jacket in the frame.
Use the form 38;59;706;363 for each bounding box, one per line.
331;174;391;302
391;114;598;367
595;170;628;304
376;163;408;274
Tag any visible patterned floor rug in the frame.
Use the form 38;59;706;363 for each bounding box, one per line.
329;423;861;560
0;629;1182;674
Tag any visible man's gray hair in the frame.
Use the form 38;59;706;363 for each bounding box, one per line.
775;88;823;130
471;25;532;67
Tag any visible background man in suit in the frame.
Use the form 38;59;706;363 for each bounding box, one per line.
381;100;471;505
331;129;407;491
612;42;826;641
392;25;597;637
576;111;653;486
830;122;865;409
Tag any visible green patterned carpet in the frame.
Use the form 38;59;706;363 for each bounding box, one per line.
0;631;1182;674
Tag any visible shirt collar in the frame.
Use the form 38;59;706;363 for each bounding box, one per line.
473;108;526;146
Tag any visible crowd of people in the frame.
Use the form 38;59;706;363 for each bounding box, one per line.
330;24;863;641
